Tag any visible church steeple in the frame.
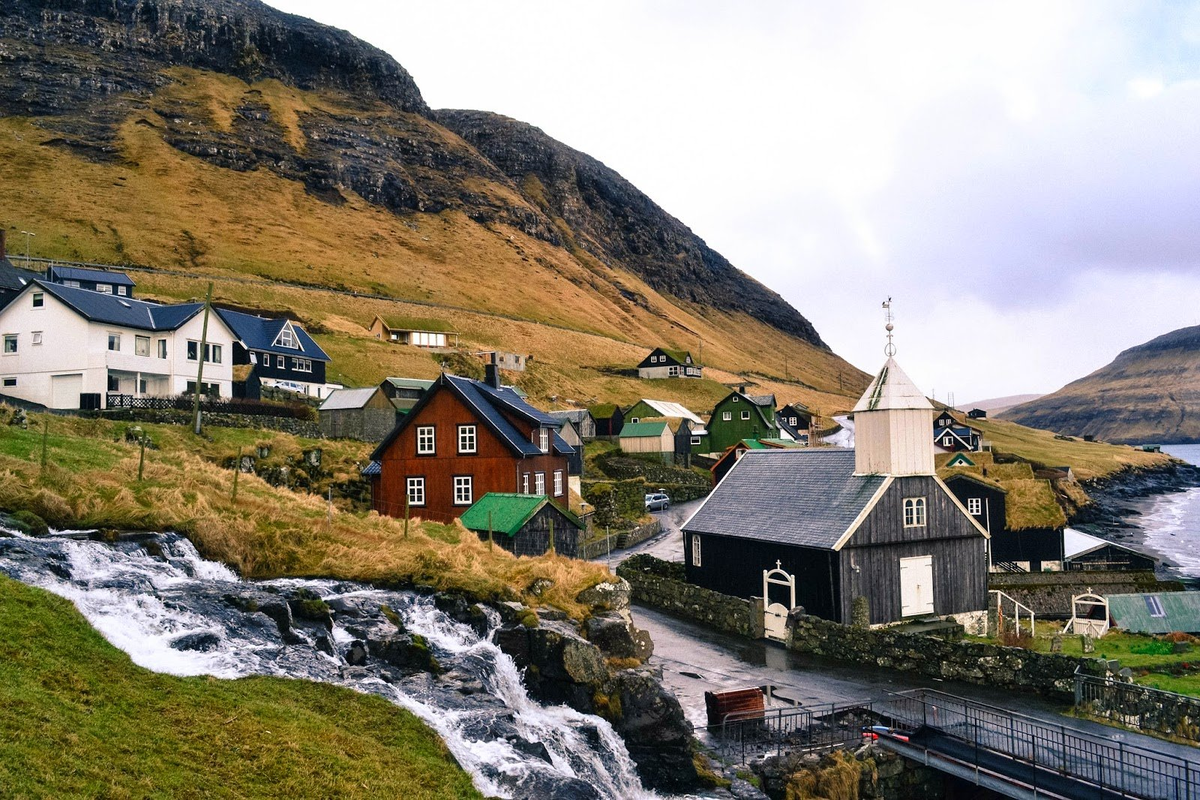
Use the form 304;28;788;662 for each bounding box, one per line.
852;301;934;476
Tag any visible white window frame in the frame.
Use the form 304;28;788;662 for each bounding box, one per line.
453;476;473;506
107;332;120;352
156;339;167;358
967;498;982;515
741;410;751;420
538;427;549;453
416;426;436;455
262;353;271;367
31;292;44;308
691;436;701;445
97;284;113;295
211;344;222;365
722;411;732;421
63;280;80;288
522;473;530;494
135;335;150;357
535;472;545;495
943;436;955;447
31;332;42;346
458;424;477;454
277;325;297;349
668;366;679;377
406;477;425;507
292;357;311;372
2;334;16;355
692;534;702;566
903;497;927;528
117;286;128;297
553;470;563;496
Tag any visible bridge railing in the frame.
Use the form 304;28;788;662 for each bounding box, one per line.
702;701;877;765
881;688;1200;800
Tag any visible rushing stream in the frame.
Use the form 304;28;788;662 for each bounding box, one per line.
0;529;661;800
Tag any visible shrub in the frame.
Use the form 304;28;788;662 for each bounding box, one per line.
9;510;49;537
1130;640;1174;656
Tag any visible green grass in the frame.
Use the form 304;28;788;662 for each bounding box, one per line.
0;575;483;799
973;622;1197;672
967;417;1172;480
1136;673;1200;695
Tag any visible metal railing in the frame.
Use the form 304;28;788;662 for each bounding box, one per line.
881;688;1200;800
703;701;877;764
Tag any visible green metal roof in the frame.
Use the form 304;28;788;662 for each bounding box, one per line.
740;438;768;449
383;377;435;391
619;421;670;438
458;493;583;537
1108;592;1200;634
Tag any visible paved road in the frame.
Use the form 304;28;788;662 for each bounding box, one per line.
592;498;700;569
631;605;1200;765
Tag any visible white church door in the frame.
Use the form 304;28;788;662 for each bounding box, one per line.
899;555;935;617
762;561;795;641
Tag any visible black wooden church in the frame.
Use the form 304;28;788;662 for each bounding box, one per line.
682;356;989;626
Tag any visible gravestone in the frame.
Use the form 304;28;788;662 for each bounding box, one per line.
1050;634;1063;653
1082;634;1095;653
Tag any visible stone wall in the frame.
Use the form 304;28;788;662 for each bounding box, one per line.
1076;673;1200;741
578;520;662;559
788;612;1100;697
989;571;1184;616
617;554;763;639
94;408;323;438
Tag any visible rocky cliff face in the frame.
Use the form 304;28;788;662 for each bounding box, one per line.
0;0;829;350
1003;324;1200;444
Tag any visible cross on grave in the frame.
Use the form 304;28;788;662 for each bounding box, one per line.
776;560;782;570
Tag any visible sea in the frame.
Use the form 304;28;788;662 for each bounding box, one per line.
1135;444;1200;578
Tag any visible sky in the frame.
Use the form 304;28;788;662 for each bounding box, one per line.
267;0;1200;404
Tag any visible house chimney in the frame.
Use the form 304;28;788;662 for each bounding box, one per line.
485;352;501;389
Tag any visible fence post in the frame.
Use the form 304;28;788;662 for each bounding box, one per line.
404;496;410;539
137;435;146;482
40;417;49;473
548;517;555;555
327;486;333;523
488;510;494;552
231;447;241;502
192;282;213;436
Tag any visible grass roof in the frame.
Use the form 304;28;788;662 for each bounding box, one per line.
1003;479;1068;530
938;469;1005;492
379;315;455;333
660;348;692;363
589;403;620;418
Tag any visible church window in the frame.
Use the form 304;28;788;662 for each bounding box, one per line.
691;535;701;566
903;497;927;528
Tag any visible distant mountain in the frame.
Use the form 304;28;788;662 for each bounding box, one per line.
962;394;1044;415
1002;325;1200;444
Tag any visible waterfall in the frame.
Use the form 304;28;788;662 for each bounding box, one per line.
0;530;668;800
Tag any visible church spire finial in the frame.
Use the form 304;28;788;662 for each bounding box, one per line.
883;297;896;358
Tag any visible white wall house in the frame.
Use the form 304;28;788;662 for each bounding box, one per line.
0;281;235;409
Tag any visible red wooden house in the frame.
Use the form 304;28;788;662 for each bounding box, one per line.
364;369;574;523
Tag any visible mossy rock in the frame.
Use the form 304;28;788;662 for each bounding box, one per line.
9;510;49;537
517;609;540;629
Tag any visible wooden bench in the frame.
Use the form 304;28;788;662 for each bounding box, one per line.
705;687;765;726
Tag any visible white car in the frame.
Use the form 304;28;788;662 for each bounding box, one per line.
644;492;671;511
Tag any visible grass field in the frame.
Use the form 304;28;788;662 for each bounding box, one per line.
0;574;483;799
0;412;612;618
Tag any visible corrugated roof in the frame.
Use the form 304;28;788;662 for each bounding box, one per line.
684;449;887;550
1109;592;1200;634
548;409;593;425
853;358;932;413
459;493;582;536
217;308;330;362
50;266;136;286
319;387;383;411
620;421;670;438
36;280;204;331
631;399;704;424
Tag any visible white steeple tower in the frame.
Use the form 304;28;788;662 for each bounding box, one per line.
853;300;935;476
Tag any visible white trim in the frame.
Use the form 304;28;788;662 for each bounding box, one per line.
416;425;436;455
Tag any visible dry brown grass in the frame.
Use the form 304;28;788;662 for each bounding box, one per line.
0;415;613;617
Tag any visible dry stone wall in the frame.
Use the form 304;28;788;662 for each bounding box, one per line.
617;554;763;639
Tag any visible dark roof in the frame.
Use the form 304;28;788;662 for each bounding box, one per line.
0;257;27;292
49;266;136;286
684;449;886;550
548;409;594;426
216;308;330;362
361;461;381;477
35;280;203;331
370;373;573;461
775;411;804;439
746;394;776;407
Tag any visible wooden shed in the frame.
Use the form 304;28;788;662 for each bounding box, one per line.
319;386;398;442
459;493;585;558
590;404;625;439
619;421;675;463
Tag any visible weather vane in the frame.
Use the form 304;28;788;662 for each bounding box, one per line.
882;297;896;357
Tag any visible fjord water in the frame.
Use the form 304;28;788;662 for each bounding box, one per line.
0;532;659;800
1139;444;1200;577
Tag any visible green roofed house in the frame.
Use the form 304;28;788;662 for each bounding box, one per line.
1108;592;1200;635
637;347;702;379
368;315;459;348
619;421;675;463
459;493;585;558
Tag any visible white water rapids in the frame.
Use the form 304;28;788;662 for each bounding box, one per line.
0;530;664;800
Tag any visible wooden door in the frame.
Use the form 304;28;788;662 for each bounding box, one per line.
899;555;934;617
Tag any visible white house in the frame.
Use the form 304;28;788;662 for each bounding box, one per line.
0;281;236;409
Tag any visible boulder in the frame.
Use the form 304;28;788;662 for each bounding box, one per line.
576;578;631;612
604;667;697;793
170;631;221;652
584;612;652;660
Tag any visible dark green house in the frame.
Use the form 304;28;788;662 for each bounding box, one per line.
459;493;585;558
704;390;780;454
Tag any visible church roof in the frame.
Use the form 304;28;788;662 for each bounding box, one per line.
683;449;887;550
852;358;933;413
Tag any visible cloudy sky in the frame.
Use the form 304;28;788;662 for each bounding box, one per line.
269;0;1200;403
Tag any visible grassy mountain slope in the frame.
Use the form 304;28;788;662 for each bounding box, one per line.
0;0;869;413
1003;325;1200;444
0;574;482;799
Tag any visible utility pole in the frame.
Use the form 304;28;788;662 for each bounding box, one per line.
191;283;213;435
19;231;34;268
